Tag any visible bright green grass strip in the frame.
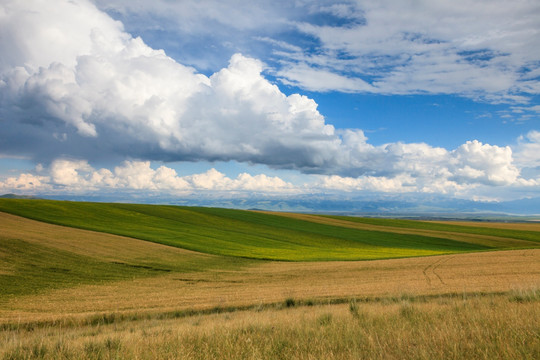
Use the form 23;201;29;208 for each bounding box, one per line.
324;215;540;243
0;199;492;261
183;206;487;252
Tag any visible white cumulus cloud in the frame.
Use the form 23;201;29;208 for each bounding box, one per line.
0;160;296;195
0;0;342;171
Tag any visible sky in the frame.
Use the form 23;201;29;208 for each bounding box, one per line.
1;0;540;207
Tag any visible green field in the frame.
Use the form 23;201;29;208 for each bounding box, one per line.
1;199;537;262
325;215;540;243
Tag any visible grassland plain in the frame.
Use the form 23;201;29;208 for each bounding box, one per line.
1;199;539;359
0;199;538;261
2;294;539;360
0;211;538;321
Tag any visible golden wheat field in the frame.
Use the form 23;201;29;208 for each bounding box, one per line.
2;294;539;360
1;210;539;359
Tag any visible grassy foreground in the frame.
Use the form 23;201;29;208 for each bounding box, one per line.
1;199;538;261
2;293;539;360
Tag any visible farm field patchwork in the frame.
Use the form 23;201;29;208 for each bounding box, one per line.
0;199;539;358
0;199;538;261
0;204;538;323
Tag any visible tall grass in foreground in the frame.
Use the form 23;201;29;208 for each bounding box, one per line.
1;293;538;360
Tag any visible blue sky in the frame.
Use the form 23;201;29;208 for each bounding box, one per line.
1;0;540;207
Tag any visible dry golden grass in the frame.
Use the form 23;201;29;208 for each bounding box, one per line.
2;247;538;324
1;294;538;359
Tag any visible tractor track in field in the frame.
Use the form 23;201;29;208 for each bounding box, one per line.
423;255;454;286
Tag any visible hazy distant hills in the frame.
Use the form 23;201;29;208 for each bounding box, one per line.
7;192;537;219
0;194;40;200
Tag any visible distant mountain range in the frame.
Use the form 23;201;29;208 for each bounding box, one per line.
0;194;40;200
6;192;537;220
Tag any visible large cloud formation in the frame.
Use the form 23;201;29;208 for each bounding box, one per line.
0;0;539;200
0;0;340;170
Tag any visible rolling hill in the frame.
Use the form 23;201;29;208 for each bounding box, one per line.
1;199;538;359
0;199;538;262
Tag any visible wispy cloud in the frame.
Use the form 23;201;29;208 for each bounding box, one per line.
91;0;540;102
283;1;540;101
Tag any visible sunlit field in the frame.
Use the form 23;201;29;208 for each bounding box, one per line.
2;293;539;360
0;199;539;359
1;199;538;261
